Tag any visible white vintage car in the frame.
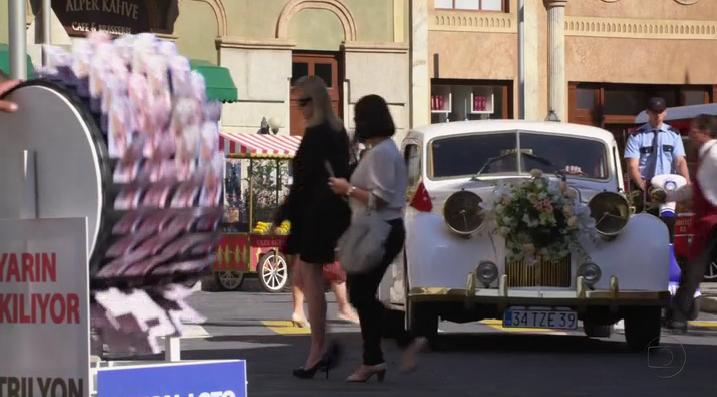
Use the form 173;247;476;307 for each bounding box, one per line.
378;120;671;351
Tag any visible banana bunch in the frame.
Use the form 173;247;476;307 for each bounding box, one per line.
252;221;273;234
274;220;291;235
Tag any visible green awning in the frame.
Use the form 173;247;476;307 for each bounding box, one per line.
190;59;237;103
0;43;35;78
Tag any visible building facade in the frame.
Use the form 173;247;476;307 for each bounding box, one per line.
2;0;410;140
414;0;717;142
4;0;717;142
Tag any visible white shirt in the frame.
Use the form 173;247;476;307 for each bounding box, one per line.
668;139;717;206
349;138;408;221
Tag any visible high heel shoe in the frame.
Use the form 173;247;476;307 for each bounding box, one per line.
337;309;360;325
292;358;329;379
292;342;342;380
346;363;387;383
291;313;310;329
400;337;428;373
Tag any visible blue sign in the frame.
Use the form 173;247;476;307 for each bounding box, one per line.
97;360;247;397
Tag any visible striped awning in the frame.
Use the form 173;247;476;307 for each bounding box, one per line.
219;132;302;159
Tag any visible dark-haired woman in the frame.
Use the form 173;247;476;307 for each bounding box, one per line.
329;94;426;383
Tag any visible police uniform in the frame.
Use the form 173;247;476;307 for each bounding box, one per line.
624;122;686;182
625;121;686;241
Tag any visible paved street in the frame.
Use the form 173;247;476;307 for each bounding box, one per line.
101;279;717;397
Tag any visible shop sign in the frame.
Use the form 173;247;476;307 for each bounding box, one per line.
0;218;90;397
51;0;177;36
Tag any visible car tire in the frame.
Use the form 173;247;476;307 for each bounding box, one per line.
408;301;438;341
215;270;245;291
583;321;613;338
624;306;662;352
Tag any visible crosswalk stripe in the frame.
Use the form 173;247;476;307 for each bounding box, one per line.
262;320;311;335
688;321;717;329
181;324;210;338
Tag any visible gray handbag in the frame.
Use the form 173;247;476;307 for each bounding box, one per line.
337;208;391;275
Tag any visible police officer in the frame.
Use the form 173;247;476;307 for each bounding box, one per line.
625;96;690;240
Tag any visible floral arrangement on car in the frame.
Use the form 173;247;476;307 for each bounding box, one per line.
484;169;596;263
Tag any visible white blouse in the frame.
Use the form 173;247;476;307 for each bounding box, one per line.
349;138;408;221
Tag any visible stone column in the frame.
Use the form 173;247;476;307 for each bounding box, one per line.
410;0;430;128
523;0;540;121
547;0;567;121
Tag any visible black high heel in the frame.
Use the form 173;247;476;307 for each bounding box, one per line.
292;358;329;379
292;342;342;380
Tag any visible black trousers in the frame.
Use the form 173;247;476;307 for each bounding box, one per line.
347;218;405;366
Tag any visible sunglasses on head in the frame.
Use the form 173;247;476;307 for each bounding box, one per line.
298;97;312;107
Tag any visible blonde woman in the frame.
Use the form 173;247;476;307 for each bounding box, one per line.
275;76;351;379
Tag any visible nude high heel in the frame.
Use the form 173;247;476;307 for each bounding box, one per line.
291;313;310;329
346;363;387;383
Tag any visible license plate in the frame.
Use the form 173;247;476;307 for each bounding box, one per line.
502;307;578;330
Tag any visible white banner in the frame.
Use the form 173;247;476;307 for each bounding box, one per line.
0;218;90;397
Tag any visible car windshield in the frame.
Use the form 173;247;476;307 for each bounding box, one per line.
430;131;609;180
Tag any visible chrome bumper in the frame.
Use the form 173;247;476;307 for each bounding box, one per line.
407;274;670;306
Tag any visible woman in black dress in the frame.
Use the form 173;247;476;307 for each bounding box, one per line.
276;76;351;378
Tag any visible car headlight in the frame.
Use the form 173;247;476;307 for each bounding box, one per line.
476;261;498;285
577;262;602;286
588;191;630;238
443;190;484;235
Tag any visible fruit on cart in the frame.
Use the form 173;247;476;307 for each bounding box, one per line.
252;221;273;234
274;220;291;235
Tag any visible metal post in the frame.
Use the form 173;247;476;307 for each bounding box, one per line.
21;150;38;219
8;0;28;79
518;0;525;120
42;0;51;66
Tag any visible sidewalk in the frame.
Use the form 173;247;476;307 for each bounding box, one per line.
701;282;717;313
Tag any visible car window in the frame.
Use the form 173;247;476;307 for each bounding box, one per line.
404;144;421;188
519;133;608;179
430;131;609;180
431;133;516;178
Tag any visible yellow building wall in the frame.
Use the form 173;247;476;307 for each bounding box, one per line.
567;0;717;20
231;0;394;43
175;0;219;64
289;9;345;50
0;0;8;44
566;37;717;85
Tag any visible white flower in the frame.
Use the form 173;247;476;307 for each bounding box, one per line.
522;213;539;227
529;169;543;178
499;226;511;235
502;216;514;225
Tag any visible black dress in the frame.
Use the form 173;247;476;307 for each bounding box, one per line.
278;122;351;264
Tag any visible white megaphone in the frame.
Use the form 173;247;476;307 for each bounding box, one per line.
650;174;687;217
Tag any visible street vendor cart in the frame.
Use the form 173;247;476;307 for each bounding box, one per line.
214;132;302;292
